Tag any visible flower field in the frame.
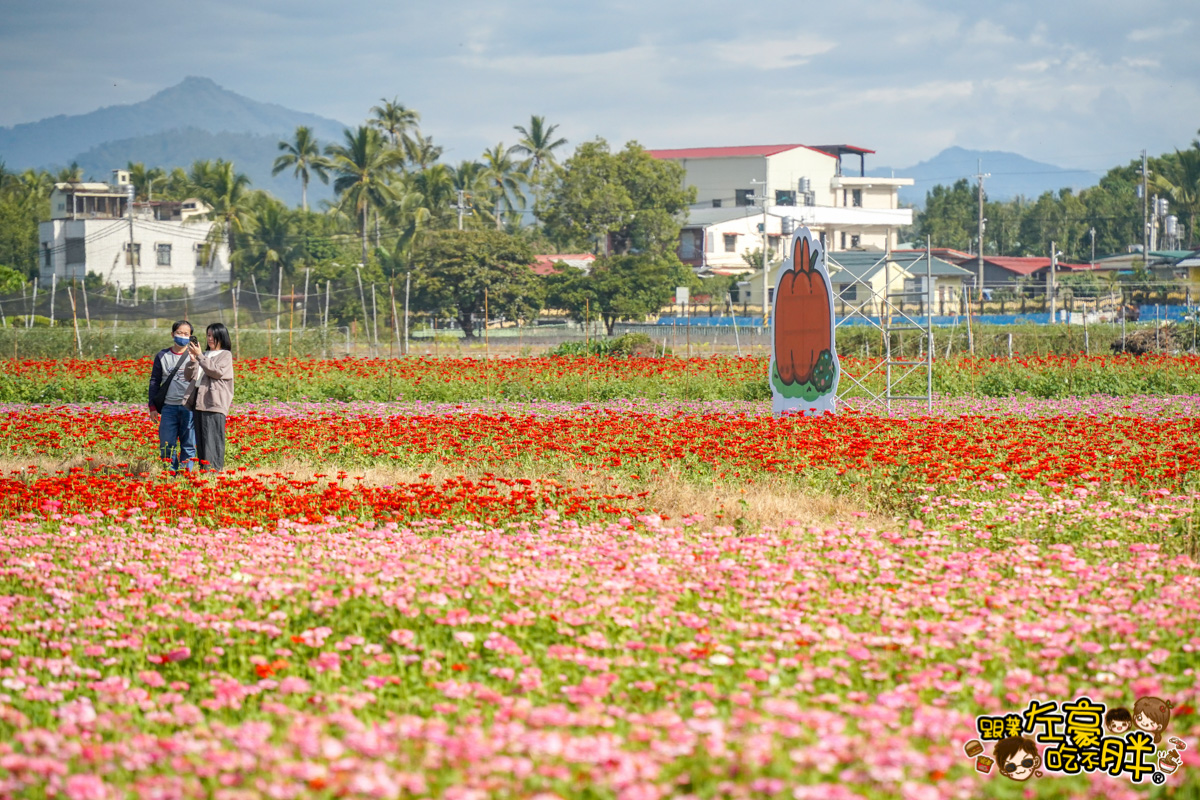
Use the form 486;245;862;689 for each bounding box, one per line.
4;354;1200;403
1;358;1199;798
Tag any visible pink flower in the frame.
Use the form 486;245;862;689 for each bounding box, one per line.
64;774;108;800
164;647;191;663
388;629;416;648
277;676;311;695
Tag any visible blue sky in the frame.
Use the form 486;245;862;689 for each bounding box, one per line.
1;0;1197;170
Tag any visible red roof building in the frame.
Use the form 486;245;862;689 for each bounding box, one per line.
532;253;595;276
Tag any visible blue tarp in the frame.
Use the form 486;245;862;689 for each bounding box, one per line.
657;306;1194;328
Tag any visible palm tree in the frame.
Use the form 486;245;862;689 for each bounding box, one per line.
511;115;568;181
54;162;84;183
191;160;254;280
127;162;166;201
480;143;527;230
325;126;404;269
272;126;331;212
241;197;296;292
403;134;444;170
1153;130;1200;248
369;97;420;153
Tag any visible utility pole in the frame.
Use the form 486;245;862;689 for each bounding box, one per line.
1089;227;1096;268
1049;241;1058;322
751;174;770;326
453;190;469;231
975;159;990;313
126;182;137;303
1141;150;1149;272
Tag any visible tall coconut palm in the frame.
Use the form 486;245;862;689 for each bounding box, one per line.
1153;130;1200;248
325;126;404;269
369;97;420;153
127;162;166;201
480;143;527;230
511;116;568;180
404;134;444;171
192;160;254;280
241;197;296;292
273;126;331;212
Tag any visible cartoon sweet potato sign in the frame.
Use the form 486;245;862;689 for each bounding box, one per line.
770;228;839;415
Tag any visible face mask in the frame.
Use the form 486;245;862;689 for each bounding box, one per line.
174;335;190;347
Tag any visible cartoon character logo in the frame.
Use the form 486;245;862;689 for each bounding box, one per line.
994;736;1042;782
1106;706;1133;734
770;228;840;416
1133;697;1174;744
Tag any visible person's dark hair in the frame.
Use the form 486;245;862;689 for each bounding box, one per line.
994;735;1038;766
171;320;193;335
206;322;232;352
1106;707;1132;727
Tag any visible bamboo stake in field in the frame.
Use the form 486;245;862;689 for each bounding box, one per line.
484;288;490;402
404;273;410;356
371;284;379;355
67;286;82;357
232;281;240;358
301;268;310;332
81;282;90;330
390;283;400;358
289;284;295;360
49;274;56;327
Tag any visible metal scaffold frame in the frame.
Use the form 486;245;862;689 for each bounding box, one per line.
830;236;934;415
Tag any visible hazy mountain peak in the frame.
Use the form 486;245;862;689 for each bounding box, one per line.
871;146;1104;207
0;76;348;171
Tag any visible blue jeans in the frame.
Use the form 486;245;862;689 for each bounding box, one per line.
158;403;196;473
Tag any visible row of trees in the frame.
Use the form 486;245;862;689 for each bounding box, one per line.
1;102;714;337
913;132;1200;261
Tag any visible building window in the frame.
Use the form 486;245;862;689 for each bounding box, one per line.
767;234;781;254
852;189;863;208
840;285;857;302
156;243;172;266
775;190;796;206
65;238;85;266
840;232;847;249
850;234;861;248
678;230;702;260
767;288;774;303
735;189;755;207
711;199;722;208
42;243;51;270
195;243;207;267
125;243;140;266
723;233;738;253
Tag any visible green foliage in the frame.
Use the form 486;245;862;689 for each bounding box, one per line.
0;264;27;294
538;139;696;258
915;179;977;251
914;133;1200;256
545;332;655;357
410;229;543;338
546;254;691;335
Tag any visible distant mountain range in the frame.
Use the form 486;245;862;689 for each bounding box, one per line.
870;146;1104;207
2;78;1107;210
0;77;349;207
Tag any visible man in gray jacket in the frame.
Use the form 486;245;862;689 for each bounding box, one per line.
147;320;196;473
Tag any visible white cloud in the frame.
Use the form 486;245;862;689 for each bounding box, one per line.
713;36;837;70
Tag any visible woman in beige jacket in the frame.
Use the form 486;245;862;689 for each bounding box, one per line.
184;322;235;472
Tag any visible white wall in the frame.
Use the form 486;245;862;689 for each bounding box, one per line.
39;218;230;292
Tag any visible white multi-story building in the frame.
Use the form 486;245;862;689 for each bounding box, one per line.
38;169;230;293
649;144;914;272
